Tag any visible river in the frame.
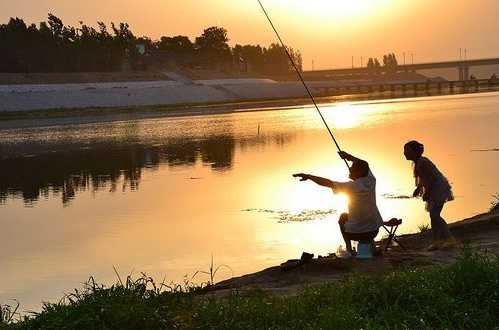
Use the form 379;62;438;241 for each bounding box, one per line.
0;92;498;311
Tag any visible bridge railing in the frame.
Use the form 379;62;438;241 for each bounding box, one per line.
310;78;499;97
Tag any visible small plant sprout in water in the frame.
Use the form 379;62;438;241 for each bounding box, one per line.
191;255;233;287
418;223;430;233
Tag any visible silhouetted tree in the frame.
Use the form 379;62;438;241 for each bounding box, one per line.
157;35;194;55
0;14;139;72
195;26;231;69
366;57;381;76
263;43;301;74
383;53;398;73
294;50;303;72
0;15;300;74
366;58;373;68
233;44;266;73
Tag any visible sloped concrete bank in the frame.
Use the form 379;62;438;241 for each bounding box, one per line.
0;78;311;112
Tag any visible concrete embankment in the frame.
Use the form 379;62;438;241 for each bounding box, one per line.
0;70;445;113
0;78;316;112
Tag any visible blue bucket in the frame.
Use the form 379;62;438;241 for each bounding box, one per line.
356;242;373;259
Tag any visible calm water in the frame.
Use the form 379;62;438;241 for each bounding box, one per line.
1;92;498;311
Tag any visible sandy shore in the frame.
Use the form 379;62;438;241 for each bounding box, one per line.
209;211;499;295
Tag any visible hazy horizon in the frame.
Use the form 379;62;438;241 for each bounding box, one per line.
2;0;499;70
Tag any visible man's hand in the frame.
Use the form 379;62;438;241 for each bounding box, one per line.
293;173;310;181
293;173;336;188
413;186;422;198
338;151;352;161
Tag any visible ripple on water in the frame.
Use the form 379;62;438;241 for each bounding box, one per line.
242;208;338;223
382;194;413;199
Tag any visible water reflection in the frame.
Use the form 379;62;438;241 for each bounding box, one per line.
0;93;498;313
0;132;295;206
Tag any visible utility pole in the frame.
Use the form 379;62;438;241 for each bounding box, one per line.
361;56;363;67
459;48;462;61
403;52;406;65
464;48;467;60
352;56;354;68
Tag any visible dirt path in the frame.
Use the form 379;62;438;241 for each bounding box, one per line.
209;212;499;296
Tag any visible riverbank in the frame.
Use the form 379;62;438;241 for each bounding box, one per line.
210;211;499;294
0;95;334;129
2;73;498;116
0;78;304;113
2;88;499;130
0;212;499;329
2;211;498;328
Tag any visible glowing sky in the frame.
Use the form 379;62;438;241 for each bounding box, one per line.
2;0;499;69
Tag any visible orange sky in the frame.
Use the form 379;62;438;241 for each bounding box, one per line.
2;0;499;70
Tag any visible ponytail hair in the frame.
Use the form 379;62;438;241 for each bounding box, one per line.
405;140;424;158
405;140;424;178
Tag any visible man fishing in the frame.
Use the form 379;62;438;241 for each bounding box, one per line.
293;151;383;256
259;1;383;256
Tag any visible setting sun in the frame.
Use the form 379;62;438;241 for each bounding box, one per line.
279;0;379;20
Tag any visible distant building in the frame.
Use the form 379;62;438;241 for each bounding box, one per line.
136;44;146;56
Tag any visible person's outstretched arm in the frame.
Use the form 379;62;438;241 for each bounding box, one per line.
293;173;336;189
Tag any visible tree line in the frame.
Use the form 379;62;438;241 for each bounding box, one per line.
0;14;302;74
366;53;398;73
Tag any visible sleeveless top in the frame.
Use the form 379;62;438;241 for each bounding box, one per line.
414;157;454;210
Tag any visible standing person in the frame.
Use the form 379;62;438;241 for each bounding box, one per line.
404;141;456;249
293;151;383;256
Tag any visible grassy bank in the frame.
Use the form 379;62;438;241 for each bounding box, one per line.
2;248;498;329
0;96;314;123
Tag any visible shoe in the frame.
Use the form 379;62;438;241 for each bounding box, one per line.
336;245;354;258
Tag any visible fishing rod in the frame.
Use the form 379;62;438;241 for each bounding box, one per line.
257;0;350;169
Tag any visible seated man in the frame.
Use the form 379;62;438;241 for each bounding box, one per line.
293;151;383;256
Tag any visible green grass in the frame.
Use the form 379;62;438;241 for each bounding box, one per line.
417;223;430;233
490;194;499;213
2;249;498;329
0;302;18;326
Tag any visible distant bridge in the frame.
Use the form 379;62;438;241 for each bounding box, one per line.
304;57;499;81
310;78;498;98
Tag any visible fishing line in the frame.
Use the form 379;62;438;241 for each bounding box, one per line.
257;0;350;169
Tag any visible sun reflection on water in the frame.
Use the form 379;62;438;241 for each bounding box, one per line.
320;103;378;129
